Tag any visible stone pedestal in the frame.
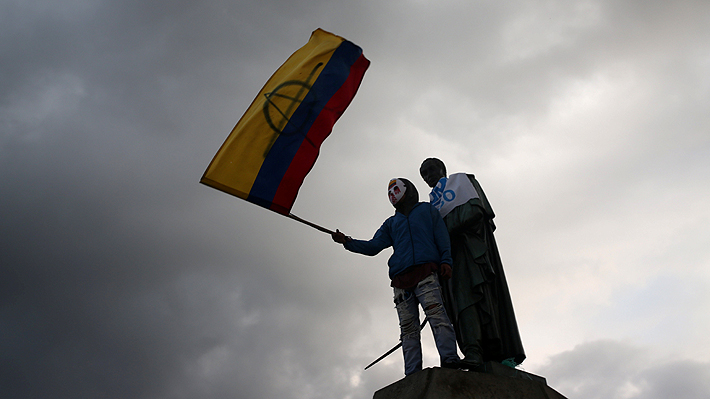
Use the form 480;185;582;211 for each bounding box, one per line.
373;363;567;399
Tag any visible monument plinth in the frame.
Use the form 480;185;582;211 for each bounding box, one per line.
373;363;567;399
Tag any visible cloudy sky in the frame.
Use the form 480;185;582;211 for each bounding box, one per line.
2;1;709;398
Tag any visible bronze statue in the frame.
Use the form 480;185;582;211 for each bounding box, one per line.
420;158;525;368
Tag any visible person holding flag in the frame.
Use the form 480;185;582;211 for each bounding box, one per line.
331;178;461;376
419;158;526;369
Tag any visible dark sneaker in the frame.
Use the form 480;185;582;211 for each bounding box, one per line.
458;357;484;371
441;360;464;370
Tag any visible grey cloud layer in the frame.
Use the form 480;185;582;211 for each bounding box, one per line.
2;1;709;398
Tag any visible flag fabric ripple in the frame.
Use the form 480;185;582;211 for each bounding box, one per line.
201;28;370;215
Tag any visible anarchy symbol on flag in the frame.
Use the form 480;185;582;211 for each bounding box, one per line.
262;63;323;137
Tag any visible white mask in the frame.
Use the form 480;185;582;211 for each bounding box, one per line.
388;179;406;206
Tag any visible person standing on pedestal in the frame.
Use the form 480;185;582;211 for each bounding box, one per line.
331;178;461;376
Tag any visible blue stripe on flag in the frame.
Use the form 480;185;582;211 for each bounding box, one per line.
248;40;363;205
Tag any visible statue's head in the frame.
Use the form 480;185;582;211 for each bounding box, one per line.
420;158;447;188
388;178;418;212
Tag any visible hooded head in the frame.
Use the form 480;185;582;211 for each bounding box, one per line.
388;178;418;214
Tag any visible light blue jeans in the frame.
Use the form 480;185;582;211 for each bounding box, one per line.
394;273;459;375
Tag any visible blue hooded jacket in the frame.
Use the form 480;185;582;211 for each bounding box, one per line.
344;202;452;279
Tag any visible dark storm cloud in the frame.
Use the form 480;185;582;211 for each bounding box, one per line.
1;0;386;394
0;1;313;398
2;1;710;398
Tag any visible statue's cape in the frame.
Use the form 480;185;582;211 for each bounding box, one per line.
435;175;526;365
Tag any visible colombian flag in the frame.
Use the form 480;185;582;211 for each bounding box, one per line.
201;29;370;215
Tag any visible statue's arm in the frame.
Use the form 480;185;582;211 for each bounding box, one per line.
444;200;485;236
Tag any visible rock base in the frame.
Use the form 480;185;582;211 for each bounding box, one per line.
373;363;567;399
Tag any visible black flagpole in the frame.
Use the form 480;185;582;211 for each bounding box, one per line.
288;213;335;235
